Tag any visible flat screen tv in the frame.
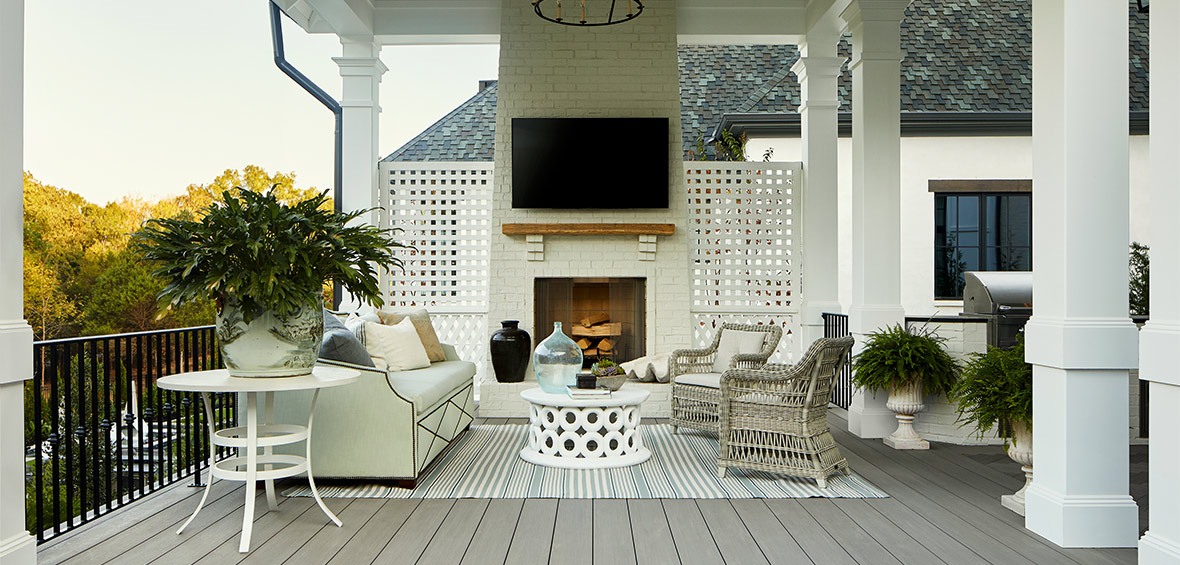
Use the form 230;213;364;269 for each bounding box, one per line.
512;117;669;209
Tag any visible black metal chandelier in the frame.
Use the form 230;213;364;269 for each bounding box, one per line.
532;0;644;27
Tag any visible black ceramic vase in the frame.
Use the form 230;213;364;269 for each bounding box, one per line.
490;320;531;383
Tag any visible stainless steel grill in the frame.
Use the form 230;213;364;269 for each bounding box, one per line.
961;271;1033;349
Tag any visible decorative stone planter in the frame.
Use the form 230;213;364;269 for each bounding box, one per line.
216;294;323;377
1001;420;1033;516
883;380;929;450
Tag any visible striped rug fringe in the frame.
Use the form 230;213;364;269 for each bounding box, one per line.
284;424;888;500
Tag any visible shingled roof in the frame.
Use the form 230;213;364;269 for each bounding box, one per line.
384;0;1149;163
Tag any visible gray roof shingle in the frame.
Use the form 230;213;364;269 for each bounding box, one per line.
384;0;1149;162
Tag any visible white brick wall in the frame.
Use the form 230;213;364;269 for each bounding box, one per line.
484;0;688;402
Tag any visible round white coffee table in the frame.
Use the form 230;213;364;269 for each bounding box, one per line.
519;387;651;469
158;365;358;553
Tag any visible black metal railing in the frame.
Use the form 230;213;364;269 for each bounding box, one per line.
26;326;234;543
822;313;853;409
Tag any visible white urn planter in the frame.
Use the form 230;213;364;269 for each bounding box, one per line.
216;294;324;377
1001;420;1033;516
883;380;930;450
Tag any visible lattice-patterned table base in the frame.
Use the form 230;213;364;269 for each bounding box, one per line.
519;388;652;469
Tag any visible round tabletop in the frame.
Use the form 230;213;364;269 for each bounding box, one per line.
520;387;649;407
157;365;360;393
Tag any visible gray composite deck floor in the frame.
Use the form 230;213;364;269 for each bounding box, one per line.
36;411;1145;565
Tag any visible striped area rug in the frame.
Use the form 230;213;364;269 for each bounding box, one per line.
284;424;887;499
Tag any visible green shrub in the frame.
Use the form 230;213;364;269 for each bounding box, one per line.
950;335;1032;437
851;324;960;396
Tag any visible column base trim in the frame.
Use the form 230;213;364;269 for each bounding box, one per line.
0;532;35;565
1140;531;1180;564
848;401;894;439
1025;484;1139;547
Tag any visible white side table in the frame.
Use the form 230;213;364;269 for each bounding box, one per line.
519;387;651;469
158;365;358;553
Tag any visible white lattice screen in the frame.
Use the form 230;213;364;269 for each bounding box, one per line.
685;162;803;361
379;162;494;382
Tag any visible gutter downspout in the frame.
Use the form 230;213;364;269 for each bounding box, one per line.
269;1;344;307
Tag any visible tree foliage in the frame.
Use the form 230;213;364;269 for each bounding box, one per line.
1129;242;1149;316
22;167;321;339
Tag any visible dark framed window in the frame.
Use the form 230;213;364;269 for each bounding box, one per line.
934;191;1032;299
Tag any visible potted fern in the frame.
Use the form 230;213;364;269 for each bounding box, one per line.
132;188;407;377
852;324;960;450
950;335;1033;515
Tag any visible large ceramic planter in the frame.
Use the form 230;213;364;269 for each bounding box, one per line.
216;294;323;377
534;322;582;394
490;320;531;383
1001;420;1033;516
883;379;929;450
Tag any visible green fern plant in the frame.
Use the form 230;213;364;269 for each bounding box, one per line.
851;324;960;396
131;188;409;323
949;335;1032;438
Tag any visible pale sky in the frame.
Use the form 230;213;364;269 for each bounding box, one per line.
23;1;500;205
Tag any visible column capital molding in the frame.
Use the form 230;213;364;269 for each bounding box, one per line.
1024;317;1139;370
840;0;910;28
333;56;388;77
791;56;846;82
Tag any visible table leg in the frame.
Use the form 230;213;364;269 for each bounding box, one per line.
240;392;258;553
176;392;218;535
306;389;342;526
263;391;277;511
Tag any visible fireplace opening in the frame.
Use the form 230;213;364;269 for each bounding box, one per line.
534;278;646;368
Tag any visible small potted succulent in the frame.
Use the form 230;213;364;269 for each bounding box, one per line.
591;359;627;391
132;188;408;377
852;324;960;450
950;334;1033;514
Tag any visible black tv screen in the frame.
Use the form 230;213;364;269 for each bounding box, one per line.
512;117;669;209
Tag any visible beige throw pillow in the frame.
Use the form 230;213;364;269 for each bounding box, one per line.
364;318;431;371
377;308;446;363
712;330;768;373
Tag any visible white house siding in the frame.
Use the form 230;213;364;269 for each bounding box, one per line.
749;134;1150;444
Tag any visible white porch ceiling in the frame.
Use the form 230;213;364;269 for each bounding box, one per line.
274;0;856;45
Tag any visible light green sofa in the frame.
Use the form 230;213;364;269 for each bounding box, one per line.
274;343;475;487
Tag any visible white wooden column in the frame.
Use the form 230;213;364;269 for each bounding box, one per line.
795;28;845;346
0;0;36;563
841;0;908;439
1024;0;1139;548
1139;1;1180;561
335;38;386;219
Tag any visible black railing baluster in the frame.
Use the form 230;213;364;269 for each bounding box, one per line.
89;340;100;522
32;344;44;542
49;343;61;538
101;338;113;512
823;313;853;409
63;341;75;530
113;336;124;509
135;333;146;496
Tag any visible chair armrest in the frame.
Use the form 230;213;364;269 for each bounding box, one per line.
669;348;716;377
441;343;460;362
730;351;773;370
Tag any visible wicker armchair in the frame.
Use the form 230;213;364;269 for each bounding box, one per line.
669;323;783;434
716;335;855;488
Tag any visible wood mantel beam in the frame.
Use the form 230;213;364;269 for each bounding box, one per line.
501;223;675;236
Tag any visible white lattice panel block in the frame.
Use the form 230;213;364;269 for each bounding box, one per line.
685;163;800;313
430;313;489;387
380;162;493;314
691;313;800;364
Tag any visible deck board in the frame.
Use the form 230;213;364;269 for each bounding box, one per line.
38;409;1146;565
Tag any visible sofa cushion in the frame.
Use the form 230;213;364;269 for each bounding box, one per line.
675;372;723;389
378;308;447;363
366;318;432;371
387;360;477;414
319;310;375;367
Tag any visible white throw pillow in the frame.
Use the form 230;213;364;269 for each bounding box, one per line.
712;330;768;373
364;318;431;371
